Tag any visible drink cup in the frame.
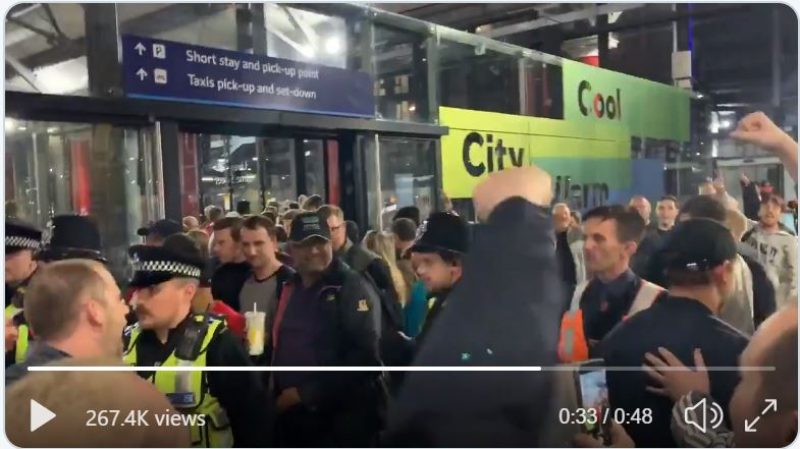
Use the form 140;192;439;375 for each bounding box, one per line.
245;310;266;356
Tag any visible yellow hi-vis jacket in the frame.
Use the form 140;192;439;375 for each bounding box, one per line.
123;315;233;448
5;304;31;364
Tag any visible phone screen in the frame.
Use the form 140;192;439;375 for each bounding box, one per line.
578;368;609;411
576;361;610;440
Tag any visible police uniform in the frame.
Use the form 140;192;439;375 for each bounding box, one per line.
5;219;42;367
409;212;469;349
124;234;272;448
37;214;107;263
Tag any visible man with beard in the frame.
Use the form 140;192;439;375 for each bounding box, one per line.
270;211;385;447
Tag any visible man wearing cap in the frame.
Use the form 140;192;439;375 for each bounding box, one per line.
408;212;469;349
5;218;42;367
124;234;272;447
270;211;385;447
137;219;183;247
596;219;750;447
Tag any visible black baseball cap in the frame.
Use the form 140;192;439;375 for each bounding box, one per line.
137;219;183;239
661;218;737;272
289;212;331;243
410;212;469;255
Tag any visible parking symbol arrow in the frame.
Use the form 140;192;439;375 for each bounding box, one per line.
134;42;146;56
136;68;148;81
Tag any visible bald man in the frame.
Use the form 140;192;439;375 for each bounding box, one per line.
552;203;582;307
628;196;652;227
629;196;660;277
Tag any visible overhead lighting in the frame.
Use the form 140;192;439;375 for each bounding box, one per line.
304;151;312;157
408;104;416;112
299;45;316;58
18;126;27;131
5;118;17;133
324;36;342;55
719;120;732;129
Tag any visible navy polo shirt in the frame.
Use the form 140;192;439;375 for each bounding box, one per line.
597;295;749;447
580;269;640;342
273;280;324;391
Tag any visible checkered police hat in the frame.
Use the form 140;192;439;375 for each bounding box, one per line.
128;234;205;288
6;219;42;254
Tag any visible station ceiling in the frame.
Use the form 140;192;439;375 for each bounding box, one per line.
5;3;797;122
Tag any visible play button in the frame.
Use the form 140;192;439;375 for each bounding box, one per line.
30;399;56;432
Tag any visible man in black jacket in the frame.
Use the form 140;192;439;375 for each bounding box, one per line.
642;195;776;334
386;165;563;447
318;205;405;367
597;219;749;447
271;211;385;447
210;217;251;308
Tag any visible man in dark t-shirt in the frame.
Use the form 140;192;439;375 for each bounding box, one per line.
597;219;749;447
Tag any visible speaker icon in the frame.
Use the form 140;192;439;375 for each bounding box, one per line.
684;397;725;433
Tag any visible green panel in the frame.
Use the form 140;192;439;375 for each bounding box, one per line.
562;59;690;142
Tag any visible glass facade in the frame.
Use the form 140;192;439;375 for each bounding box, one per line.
4;119;162;281
265;4;349;69
5;3;699;241
118;4;239;51
373;25;429;122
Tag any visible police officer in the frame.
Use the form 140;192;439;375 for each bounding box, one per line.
408;212;470;349
37;215;107;264
5;219;42;367
124;234;272;448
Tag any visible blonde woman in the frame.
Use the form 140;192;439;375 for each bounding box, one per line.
362;230;409;306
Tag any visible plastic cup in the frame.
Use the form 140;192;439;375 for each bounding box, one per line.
245;311;266;356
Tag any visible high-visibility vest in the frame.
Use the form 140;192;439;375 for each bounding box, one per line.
5;304;31;363
123;315;233;448
15;324;30;364
558;278;664;363
4;304;21;321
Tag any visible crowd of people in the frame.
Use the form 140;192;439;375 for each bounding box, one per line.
3;111;798;448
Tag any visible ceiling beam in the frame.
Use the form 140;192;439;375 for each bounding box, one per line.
18;3;228;71
481;3;645;39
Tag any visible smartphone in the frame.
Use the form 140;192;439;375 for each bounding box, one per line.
574;359;611;442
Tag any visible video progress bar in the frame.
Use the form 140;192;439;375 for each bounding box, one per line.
28;366;775;372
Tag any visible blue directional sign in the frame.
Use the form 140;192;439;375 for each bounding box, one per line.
122;35;375;118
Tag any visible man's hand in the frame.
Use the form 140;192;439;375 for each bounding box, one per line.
5;318;18;352
573;422;635;448
739;172;751;185
473;165;553;221
276;387;301;413
643;347;710;402
731;112;794;152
